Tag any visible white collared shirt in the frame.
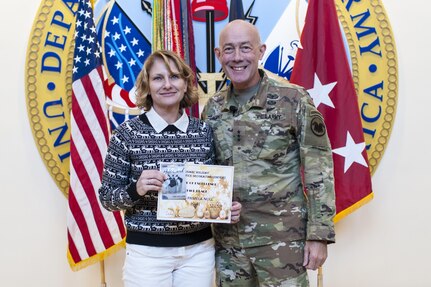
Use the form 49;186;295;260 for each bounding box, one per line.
146;108;189;133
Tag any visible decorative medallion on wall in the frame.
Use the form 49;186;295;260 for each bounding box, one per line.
25;0;397;195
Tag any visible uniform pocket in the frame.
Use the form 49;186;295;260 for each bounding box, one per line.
231;115;271;161
253;116;297;163
209;114;233;165
242;201;307;242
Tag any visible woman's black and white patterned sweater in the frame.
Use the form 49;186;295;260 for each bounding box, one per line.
99;112;215;247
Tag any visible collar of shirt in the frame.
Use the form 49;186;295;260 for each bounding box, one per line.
224;69;268;112
146;108;189;133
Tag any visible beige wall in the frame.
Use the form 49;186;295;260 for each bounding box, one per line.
1;1;429;286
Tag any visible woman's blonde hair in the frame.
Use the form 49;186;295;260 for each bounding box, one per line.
135;50;198;111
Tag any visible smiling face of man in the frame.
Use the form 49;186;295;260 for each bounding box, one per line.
215;20;266;91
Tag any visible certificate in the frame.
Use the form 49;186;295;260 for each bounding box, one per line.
157;162;234;223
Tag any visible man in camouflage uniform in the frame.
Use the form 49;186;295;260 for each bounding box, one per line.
202;20;336;287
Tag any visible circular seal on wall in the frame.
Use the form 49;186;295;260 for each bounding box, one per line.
335;0;398;174
25;0;397;195
25;0;76;195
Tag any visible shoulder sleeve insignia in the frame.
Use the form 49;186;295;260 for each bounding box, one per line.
310;113;326;137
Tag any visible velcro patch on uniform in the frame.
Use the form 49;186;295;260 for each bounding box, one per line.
310;113;326;137
256;113;283;120
304;111;329;147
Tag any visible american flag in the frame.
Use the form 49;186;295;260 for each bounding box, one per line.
290;0;373;222
67;0;126;271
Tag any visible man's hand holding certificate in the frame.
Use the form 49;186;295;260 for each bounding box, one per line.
157;163;234;223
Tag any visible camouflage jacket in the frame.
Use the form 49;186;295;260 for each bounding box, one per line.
202;70;336;248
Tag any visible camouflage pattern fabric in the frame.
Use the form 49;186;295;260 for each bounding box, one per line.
202;70;336;286
215;240;309;287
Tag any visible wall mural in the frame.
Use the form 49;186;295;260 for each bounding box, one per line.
25;0;397;196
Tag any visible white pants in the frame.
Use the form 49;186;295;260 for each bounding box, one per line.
123;239;215;287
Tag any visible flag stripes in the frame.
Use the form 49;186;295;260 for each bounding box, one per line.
67;0;125;271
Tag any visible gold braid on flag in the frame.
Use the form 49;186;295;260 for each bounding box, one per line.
152;0;200;117
171;1;182;56
152;0;182;55
152;0;164;51
165;1;173;51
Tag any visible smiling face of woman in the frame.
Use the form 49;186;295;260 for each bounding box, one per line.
148;57;187;114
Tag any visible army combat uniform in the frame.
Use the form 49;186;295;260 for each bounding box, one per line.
202;70;336;287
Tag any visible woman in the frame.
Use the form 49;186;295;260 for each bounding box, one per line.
99;50;240;287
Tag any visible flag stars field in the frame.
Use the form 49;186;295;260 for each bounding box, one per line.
333;131;368;173
74;55;81;63
137;49;145;57
111;16;119;25
131;38;139;46
129;58;136;66
307;73;337;108
124;26;131;34
119;44;127;52
113;32;120;40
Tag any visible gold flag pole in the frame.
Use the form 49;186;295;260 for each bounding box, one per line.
317;267;323;287
100;260;107;287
